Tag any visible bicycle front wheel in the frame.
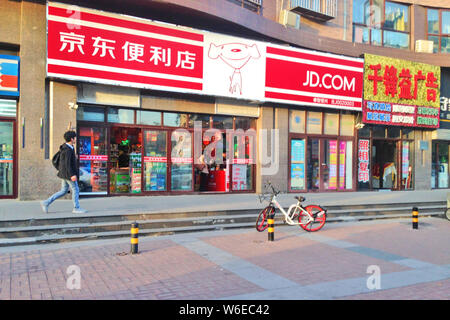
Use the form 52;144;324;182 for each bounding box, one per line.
256;206;274;232
298;205;327;232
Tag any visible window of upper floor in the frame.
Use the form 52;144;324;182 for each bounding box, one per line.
352;0;410;50
226;0;262;14
427;8;450;53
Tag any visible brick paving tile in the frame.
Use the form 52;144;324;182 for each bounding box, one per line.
339;278;450;300
203;230;409;286
320;218;450;265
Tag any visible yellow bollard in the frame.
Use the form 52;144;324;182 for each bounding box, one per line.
131;222;139;254
268;214;274;241
412;207;418;230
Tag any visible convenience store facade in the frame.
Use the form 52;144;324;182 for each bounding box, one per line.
0;0;445;200
46;2;366;197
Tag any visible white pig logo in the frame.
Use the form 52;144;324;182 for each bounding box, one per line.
208;42;261;95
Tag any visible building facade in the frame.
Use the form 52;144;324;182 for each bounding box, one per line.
0;0;448;200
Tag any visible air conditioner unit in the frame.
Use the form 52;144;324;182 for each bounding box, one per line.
415;40;434;53
280;9;300;29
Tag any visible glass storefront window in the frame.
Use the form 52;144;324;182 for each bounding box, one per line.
324;113;339;135
109;127;142;194
401;141;413;190
372;126;385;138
340;114;354;136
108;108;134;124
289;110;305;133
144;130;167;191
307;112;322;134
307;139;320;190
357;125;370;138
78;127;108;194
235;117;256;130
0;100;17;117
137;110;161;126
339;141;353;190
171;131;192;191
77;106;105;122
232;135;252;191
0;121;14;196
164;113;188;127
189;114;210;128
290;139;305;190
438;142;449;188
402;128;414;139
212;115;233;129
387;127;401;138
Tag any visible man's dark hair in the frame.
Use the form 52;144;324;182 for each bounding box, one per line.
64;130;77;142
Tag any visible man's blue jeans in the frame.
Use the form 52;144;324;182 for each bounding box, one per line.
43;179;80;209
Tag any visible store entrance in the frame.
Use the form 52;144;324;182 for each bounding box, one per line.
0;120;15;198
371;140;398;190
109;126;142;194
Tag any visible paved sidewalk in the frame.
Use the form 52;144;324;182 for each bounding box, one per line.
0;217;448;300
0;189;448;221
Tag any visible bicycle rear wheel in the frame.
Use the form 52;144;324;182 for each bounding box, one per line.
298;205;326;232
256;206;274;232
445;208;450;221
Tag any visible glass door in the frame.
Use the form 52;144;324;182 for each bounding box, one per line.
143;130;167;192
78;126;108;195
170;130;193;191
0;121;14;197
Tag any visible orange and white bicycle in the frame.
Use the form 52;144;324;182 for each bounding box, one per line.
256;181;327;232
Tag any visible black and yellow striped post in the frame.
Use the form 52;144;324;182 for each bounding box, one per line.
268;213;274;241
131;222;139;254
412;207;419;229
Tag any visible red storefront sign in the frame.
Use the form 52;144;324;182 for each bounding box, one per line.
363;100;440;128
265;45;364;111
79;155;108;161
358;139;370;183
47;2;204;93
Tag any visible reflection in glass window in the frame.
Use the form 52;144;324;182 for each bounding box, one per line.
442;11;450;34
212;115;233;129
235;117;256;130
77;106;105;122
371;29;382;46
108;108;134;124
442;37;450;53
188;114;210;128
164;113;188;127
427;9;439;34
429;35;440;53
384;1;409;32
353;25;370;44
137;110;161;126
383;30;409;49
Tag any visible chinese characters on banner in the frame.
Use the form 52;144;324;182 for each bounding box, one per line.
358;139;370;183
363;54;440;128
47;2;205;93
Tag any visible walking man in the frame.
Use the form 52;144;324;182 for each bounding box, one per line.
41;130;88;214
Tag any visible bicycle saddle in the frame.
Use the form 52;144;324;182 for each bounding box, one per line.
295;196;306;202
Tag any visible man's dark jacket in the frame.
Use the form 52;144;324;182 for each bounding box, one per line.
57;143;79;180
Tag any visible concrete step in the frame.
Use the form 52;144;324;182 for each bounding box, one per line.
0;203;446;247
